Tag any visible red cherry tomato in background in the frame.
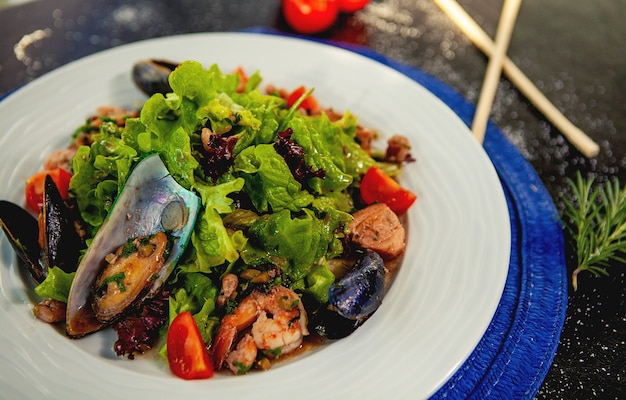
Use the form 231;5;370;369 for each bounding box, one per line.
337;0;370;13
286;85;320;112
283;0;339;34
359;166;417;215
166;311;214;380
25;168;72;213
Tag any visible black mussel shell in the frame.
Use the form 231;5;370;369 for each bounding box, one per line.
328;249;385;321
304;250;386;340
0;200;46;283
43;175;84;274
306;299;365;340
132;59;178;96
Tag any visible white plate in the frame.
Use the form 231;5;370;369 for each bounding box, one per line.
0;33;509;399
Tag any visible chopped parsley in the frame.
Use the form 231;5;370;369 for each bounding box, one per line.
121;239;136;258
233;361;252;375
99;272;126;293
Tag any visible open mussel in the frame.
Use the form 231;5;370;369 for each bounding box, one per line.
0;200;45;283
42;175;85;274
0;175;85;284
132;59;179;96
307;249;385;339
65;153;200;338
328;249;385;320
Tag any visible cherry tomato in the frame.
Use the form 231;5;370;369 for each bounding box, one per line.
360;166;417;215
286;85;320;112
25;168;72;213
283;0;339;34
337;0;370;13
166;311;214;380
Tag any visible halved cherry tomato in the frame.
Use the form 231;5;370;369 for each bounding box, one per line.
25;168;72;213
337;0;370;13
282;0;339;34
360;166;417;215
167;311;214;380
287;85;320;112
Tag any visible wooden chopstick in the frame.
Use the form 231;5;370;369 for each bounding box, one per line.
470;0;522;144
433;0;600;157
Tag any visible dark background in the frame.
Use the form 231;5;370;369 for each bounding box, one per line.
1;0;624;398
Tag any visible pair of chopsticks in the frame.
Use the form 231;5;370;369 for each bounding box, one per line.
433;0;600;158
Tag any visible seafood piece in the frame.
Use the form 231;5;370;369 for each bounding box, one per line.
0;200;45;283
217;273;239;307
328;249;385;320
305;298;362;340
308;250;385;339
33;298;67;323
0;176;85;284
65;154;200;338
384;134;414;164
92;231;170;323
41;175;85;274
211;286;309;374
225;333;257;374
348;203;406;259
132;59;178;96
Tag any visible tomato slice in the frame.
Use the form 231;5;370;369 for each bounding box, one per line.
359;166;417;215
337;0;370;13
282;0;339;34
287;85;319;112
167;311;214;380
25;168;72;213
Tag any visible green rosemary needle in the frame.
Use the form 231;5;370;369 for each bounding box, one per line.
562;172;626;291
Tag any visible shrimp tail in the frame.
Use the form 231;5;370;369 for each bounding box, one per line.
211;323;237;369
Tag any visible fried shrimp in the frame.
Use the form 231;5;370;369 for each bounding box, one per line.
211;286;309;374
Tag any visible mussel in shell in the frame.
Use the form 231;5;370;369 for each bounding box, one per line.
65;154;200;338
307;249;385;339
328;249;385;320
132;59;178;96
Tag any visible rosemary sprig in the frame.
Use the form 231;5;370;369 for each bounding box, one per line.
562;172;626;291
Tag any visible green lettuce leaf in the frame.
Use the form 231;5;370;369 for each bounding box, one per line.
34;267;75;303
187;178;245;271
234;144;314;213
247;208;337;283
70;123;138;233
168;272;219;344
306;258;335;303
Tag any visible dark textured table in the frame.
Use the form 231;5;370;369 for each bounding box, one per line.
1;0;624;398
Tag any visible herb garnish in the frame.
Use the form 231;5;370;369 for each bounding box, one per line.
233;361;252;375
562;172;626;291
121;239;136;258
99;272;127;293
263;347;282;359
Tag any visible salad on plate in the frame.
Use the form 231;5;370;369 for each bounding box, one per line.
0;59;416;380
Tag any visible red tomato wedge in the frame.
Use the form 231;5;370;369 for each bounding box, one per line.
287;85;319;112
360;166;417;215
166;311;214;380
25;168;72;213
282;0;339;34
337;0;370;13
